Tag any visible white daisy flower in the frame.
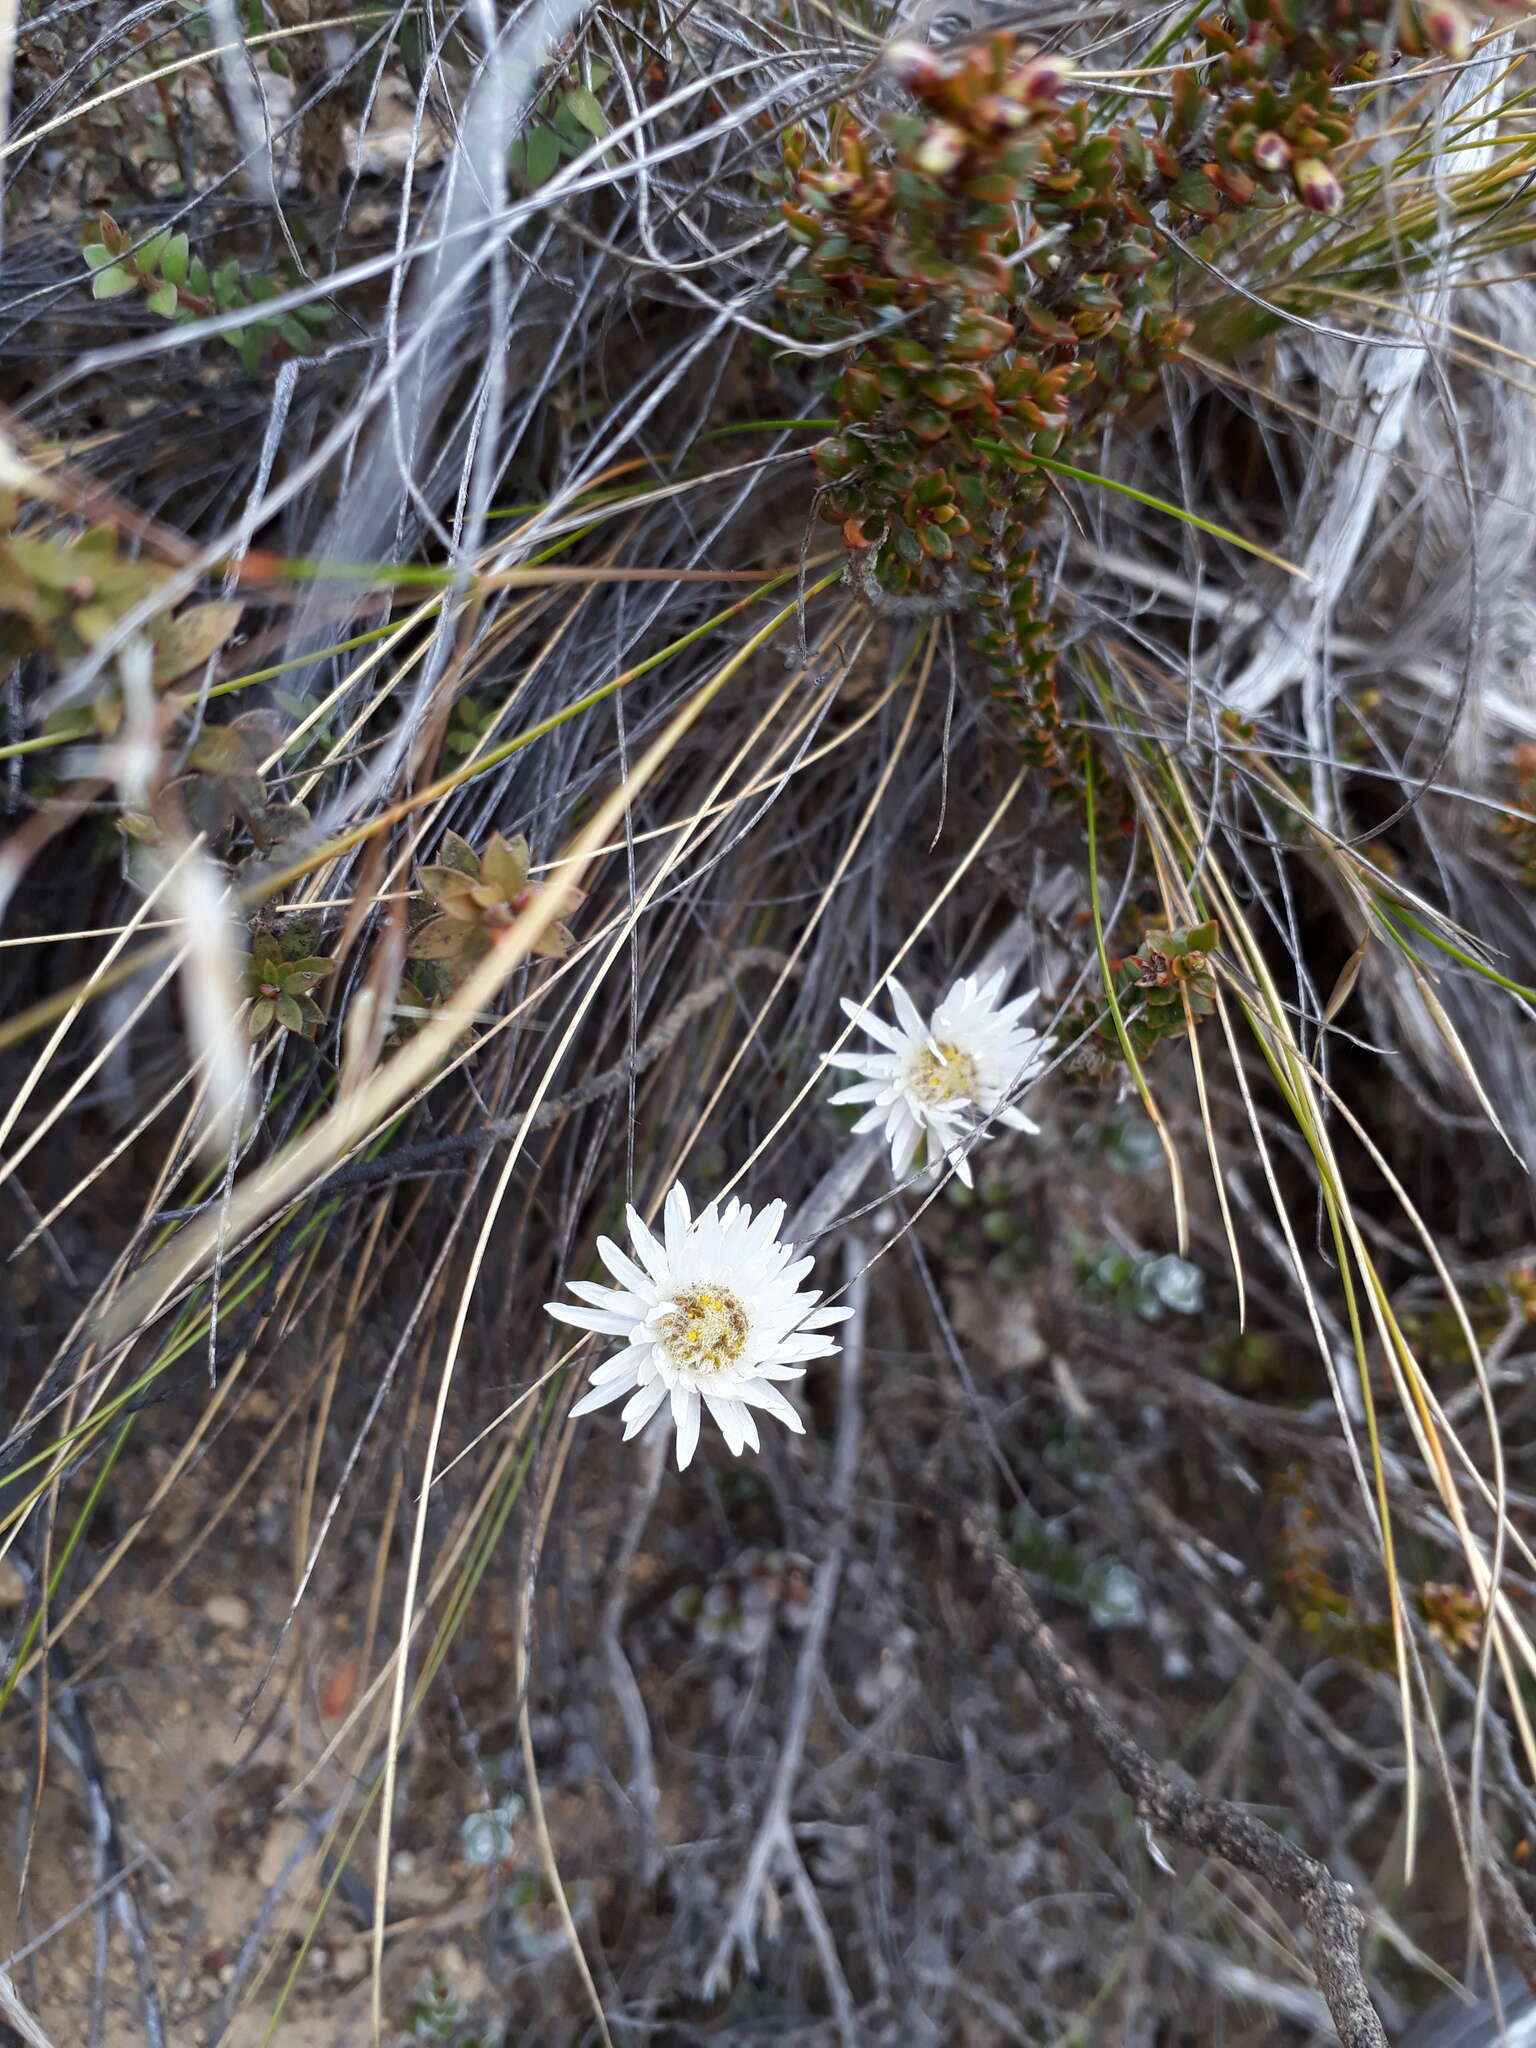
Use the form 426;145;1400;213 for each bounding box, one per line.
826;969;1046;1187
547;1183;852;1470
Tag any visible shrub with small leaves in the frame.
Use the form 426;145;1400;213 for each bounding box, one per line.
0;494;169;679
123;707;308;854
404;1975;504;2048
1060;918;1220;1069
81;214;332;374
1007;1502;1147;1630
459;1797;523;1870
407;830;575;990
246;927;333;1039
508;55;610;187
780;14;1461;769
1421;1581;1484;1655
1271;1465;1393;1667
669;1547;814;1655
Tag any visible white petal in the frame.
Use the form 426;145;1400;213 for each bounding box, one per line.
829;1081;883;1106
546;1301;636;1336
733;1380;806;1432
838;996;906;1052
775;1332;842;1361
890;977;926;1039
673;1389;702;1469
663;1181;693;1261
826;1052;895;1079
567;1278;640;1314
589;1345;650;1384
999;1106;1041;1135
597;1234;656;1296
705;1393;752;1457
890;1116;921;1180
798;1302;854;1327
625;1205;670;1285
620;1377;669;1436
571;1372;637;1416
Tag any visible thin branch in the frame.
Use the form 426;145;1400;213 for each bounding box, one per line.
965;1512;1389;2048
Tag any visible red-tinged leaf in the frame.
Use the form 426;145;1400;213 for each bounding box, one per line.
321;1655;359;1719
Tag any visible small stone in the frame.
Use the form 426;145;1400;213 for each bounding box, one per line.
0;1556;25;1608
202;1593;251;1632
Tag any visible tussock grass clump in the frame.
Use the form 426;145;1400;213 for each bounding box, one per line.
2;1;1536;2041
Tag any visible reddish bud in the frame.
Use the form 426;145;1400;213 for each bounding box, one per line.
1293;157;1343;212
1423;0;1471;58
1252;130;1290;172
912;122;969;177
1018;54;1074;105
885;40;946;100
815;169;863;206
969;94;1031;140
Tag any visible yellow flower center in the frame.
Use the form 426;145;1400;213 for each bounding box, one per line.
906;1040;978;1107
657;1285;750;1374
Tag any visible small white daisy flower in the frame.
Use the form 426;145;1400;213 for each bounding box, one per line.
547;1183;852;1470
826;969;1046;1187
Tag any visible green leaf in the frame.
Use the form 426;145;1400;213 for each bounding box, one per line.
212;257;242;308
82;243;114;272
146;281;178;318
91;264;138;300
278;315;310;350
524;123;560;186
160;233;190;286
187;256;210;296
563;86;606;137
274;993;305;1033
248;998;276;1037
139;232;169;272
